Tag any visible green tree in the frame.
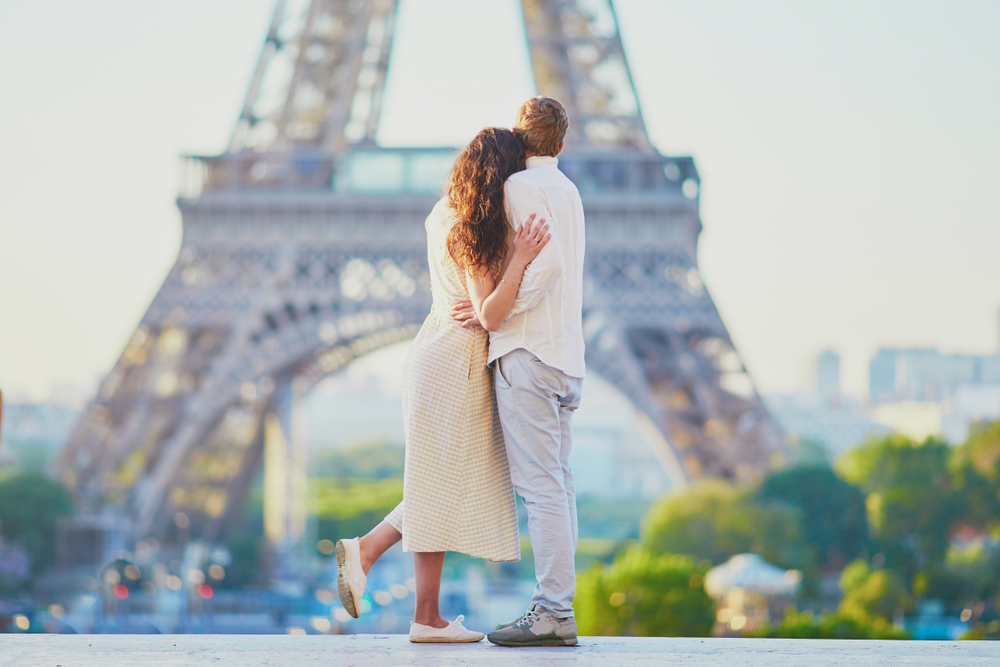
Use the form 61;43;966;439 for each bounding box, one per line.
310;441;405;480
749;561;911;640
837;435;958;580
958;419;1000;480
755;465;868;569
838;559;912;621
750;609;908;639
642;480;812;573
312;477;403;543
575;546;714;637
0;473;74;574
951;420;1000;533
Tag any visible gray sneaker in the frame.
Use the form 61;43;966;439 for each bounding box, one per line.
487;604;578;647
494;605;533;631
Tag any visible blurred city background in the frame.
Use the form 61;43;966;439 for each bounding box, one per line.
1;0;999;642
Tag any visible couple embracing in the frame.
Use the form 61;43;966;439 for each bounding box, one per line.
335;96;585;647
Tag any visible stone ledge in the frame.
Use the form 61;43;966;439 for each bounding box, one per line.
1;634;998;666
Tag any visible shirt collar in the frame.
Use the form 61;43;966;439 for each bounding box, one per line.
526;155;559;168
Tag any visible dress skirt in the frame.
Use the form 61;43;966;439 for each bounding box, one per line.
382;199;520;563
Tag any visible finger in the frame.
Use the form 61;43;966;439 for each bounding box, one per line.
530;217;548;239
525;215;539;236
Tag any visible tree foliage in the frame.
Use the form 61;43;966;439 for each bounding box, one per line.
958;419;1000;480
312;477;403;543
0;473;74;574
749;609;908;640
838;559;912;620
641;480;812;574
310;441;404;480
755;465;868;569
836;435;959;579
575;546;714;637
585;419;1000;639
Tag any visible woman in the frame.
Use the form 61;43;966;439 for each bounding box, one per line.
335;128;551;642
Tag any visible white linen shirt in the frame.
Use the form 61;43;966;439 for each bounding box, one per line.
487;156;586;378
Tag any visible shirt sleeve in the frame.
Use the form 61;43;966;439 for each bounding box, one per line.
505;178;563;317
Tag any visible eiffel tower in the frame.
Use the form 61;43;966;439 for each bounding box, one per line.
57;0;786;553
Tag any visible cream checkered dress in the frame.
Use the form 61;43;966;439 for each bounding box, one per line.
383;199;520;562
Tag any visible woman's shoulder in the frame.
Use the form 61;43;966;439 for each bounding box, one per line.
426;197;457;229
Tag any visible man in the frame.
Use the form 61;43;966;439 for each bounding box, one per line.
455;96;586;647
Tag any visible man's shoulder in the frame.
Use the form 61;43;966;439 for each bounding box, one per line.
506;170;542;189
507;165;579;195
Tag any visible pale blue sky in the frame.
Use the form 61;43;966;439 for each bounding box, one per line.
1;0;998;400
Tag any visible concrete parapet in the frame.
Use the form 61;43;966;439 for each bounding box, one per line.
2;634;998;666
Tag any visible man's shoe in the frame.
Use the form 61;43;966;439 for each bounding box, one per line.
494;604;534;630
487;605;578;647
410;615;485;643
335;538;366;618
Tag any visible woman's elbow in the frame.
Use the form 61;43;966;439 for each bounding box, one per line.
479;312;502;331
482;318;502;332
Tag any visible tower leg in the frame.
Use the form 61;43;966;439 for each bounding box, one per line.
263;383;307;579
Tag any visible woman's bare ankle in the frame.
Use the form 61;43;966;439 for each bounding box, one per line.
358;536;373;574
414;612;448;629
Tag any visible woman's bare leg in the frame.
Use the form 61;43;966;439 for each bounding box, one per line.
413;552;447;628
358;521;402;574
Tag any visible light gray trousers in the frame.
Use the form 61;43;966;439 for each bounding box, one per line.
494;348;582;618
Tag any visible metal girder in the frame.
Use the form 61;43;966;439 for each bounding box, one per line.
520;0;651;151
229;0;398;153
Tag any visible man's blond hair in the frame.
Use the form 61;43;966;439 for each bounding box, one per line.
514;96;569;157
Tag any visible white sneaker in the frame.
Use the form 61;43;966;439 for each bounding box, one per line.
409;615;485;643
335;538;366;619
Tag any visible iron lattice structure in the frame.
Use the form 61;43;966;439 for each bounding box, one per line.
58;0;786;549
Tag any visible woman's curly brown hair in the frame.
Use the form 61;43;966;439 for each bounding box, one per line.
447;127;526;277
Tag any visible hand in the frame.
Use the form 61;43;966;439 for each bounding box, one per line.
451;301;483;329
510;214;551;269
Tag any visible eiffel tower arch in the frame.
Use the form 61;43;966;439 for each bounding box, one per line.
57;0;786;552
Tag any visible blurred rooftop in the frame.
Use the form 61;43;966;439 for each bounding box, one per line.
3;635;998;666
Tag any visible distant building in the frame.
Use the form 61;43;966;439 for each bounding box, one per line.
869;347;1000;444
764;350;889;457
868;401;944;443
816;350;841;401
765;393;890;456
869;348;1000;403
942;385;1000;443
